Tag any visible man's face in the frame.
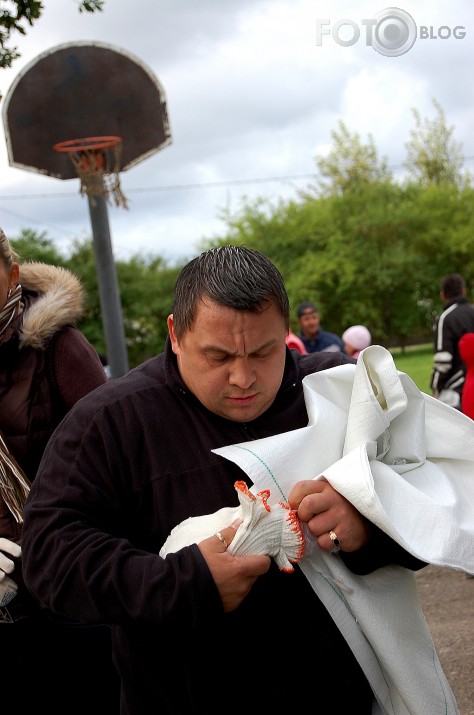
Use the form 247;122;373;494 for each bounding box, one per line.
298;309;320;338
168;298;288;422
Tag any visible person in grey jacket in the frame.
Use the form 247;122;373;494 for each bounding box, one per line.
21;246;425;715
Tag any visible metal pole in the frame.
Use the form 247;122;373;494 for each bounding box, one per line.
87;192;129;378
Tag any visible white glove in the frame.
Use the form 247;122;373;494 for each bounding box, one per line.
160;481;305;572
0;537;21;606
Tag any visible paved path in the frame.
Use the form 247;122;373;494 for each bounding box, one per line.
416;565;474;715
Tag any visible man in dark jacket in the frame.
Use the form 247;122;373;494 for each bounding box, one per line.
430;273;474;409
21;246;426;715
296;300;344;353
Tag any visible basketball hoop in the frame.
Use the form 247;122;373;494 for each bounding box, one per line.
53;136;128;209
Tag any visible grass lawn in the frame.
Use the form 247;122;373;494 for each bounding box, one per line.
389;344;433;394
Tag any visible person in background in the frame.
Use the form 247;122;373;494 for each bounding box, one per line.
0;228;119;714
430;273;474;409
458;332;474;420
21;245;427;715
457;331;474;582
342;325;372;359
296;300;344;353
285;329;307;354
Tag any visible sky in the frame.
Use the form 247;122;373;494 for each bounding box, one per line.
0;0;473;265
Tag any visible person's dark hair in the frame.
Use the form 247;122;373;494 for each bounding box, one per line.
297;301;318;318
441;273;466;300
172;245;290;339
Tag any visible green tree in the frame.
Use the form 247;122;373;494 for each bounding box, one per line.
310;120;393;196
202;110;474;350
404;98;469;187
10;227;68;265
114;254;180;366
8;102;474;362
63;239;181;367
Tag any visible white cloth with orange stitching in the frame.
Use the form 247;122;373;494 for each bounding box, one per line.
160;480;305;572
213;345;473;715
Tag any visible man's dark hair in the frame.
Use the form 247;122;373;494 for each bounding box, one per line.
297;301;318;318
441;273;466;300
172;245;290;339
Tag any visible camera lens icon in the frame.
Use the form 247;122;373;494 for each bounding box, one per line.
372;7;417;57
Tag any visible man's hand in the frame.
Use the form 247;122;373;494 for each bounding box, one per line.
198;519;271;612
288;479;370;553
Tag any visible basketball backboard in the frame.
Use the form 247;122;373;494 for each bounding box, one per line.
2;41;171;180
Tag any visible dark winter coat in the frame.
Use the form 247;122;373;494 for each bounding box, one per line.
298;326;344;353
0;262;107;545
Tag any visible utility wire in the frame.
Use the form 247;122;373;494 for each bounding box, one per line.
1;156;473;202
0;172;318;201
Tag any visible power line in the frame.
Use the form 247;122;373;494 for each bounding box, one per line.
1;156;473;202
0;172;318;201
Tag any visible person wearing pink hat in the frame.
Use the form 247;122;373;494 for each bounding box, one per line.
342;325;372;359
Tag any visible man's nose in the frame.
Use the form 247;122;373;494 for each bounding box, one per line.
229;359;255;389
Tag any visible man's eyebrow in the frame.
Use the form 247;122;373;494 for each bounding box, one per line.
203;338;278;354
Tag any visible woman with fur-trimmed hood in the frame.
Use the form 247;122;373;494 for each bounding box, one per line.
0;236;107;484
0;228;118;714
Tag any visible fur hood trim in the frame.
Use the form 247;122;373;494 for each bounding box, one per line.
18;263;85;350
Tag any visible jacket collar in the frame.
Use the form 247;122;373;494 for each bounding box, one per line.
5;262;85;350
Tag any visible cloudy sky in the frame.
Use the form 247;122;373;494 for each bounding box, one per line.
0;0;473;264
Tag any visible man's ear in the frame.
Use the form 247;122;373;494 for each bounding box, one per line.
167;314;179;354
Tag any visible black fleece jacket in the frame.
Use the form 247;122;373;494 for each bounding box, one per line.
22;338;425;714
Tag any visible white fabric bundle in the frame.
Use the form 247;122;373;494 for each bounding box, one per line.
214;345;474;572
212;345;471;715
160;480;305;572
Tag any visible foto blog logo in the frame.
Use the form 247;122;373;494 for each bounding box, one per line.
316;7;466;57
